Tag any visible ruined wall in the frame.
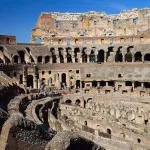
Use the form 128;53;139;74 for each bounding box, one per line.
0;35;16;45
31;8;150;44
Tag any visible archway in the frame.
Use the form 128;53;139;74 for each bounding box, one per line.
27;75;33;88
115;48;123;62
18;51;25;63
107;128;111;135
13;55;19;64
125;48;132;62
37;56;42;63
50;48;57;63
65;99;72;104
67;54;72;63
58;48;64;63
74;48;80;63
106;47;114;62
144;53;150;61
125;81;132;86
144;82;150;88
100;81;106;87
92;81;97;87
75;99;81;106
45;56;50;63
82;48;87;63
97;50;104;63
61;73;66;83
76;80;80;89
134;52;142;62
134;81;141;88
89;50;95;62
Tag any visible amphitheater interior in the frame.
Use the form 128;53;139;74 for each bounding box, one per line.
1;8;150;150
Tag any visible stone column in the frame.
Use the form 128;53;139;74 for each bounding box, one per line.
87;55;90;63
42;57;44;64
97;81;100;88
106;81;108;87
95;51;98;63
122;54;125;62
141;82;144;88
50;56;52;64
64;52;67;63
57;55;60;63
72;55;75;63
142;55;144;62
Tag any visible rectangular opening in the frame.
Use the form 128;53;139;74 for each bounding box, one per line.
101;39;104;44
120;38;125;43
86;74;91;77
76;70;79;74
122;90;127;94
140;91;145;96
140;37;144;42
105;90;111;94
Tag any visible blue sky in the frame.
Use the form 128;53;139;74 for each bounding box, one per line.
0;0;150;43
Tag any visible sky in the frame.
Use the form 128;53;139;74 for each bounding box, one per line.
0;0;150;43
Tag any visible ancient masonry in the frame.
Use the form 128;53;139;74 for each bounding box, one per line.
0;8;150;150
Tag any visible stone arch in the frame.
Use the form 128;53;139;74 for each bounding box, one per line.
45;55;50;63
134;52;142;62
144;53;150;61
37;56;42;63
76;80;80;89
144;82;150;88
66;47;72;63
107;128;111;135
87;98;92;103
27;75;33;88
84;121;87;126
75;99;81;106
65;99;72;104
50;47;57;63
89;50;95;62
125;47;133;62
58;47;64;63
82;47;87;63
106;47;114;62
13;55;19;63
97;49;104;63
61;73;66;83
92;80;97;87
100;81;106;87
115;47;123;62
134;81;141;88
18;51;25;63
74;47;80;63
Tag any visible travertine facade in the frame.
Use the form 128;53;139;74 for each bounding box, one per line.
0;8;150;150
